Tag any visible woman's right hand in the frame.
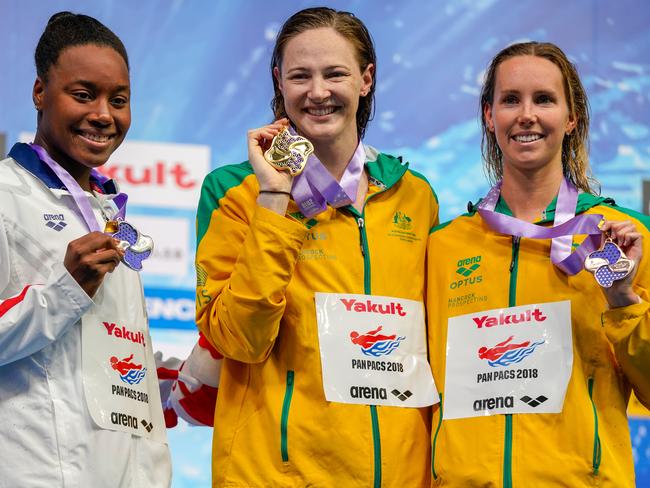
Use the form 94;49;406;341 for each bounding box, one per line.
247;118;293;192
63;232;125;297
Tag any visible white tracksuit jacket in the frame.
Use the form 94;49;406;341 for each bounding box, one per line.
0;143;171;488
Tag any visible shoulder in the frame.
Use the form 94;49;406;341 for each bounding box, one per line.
200;161;255;202
430;210;478;236
200;161;255;206
365;146;438;203
0;157;26;188
603;204;650;232
588;196;650;233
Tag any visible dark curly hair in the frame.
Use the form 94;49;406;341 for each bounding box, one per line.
270;7;376;139
35;11;129;82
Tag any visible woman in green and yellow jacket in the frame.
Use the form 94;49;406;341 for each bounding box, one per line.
195;7;438;487
427;41;650;487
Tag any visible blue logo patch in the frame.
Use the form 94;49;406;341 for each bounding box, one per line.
43;213;67;232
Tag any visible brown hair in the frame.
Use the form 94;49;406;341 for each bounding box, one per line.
270;7;376;139
480;41;598;193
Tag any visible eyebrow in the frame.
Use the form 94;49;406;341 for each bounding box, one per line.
70;80;130;92
285;64;350;74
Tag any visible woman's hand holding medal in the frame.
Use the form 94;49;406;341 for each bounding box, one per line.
63;232;126;298
591;219;644;307
248;118;296;214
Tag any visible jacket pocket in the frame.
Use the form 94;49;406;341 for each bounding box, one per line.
280;370;295;463
588;377;602;475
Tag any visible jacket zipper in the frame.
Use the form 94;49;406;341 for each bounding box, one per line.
349;180;394;487
356;214;381;488
431;393;443;479
588;377;601;474
504;236;520;488
280;370;295;463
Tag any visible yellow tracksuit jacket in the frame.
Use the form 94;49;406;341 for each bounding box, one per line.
196;148;438;487
427;193;650;487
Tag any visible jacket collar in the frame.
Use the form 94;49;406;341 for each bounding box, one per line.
492;192;612;223
364;145;409;190
8;142;118;194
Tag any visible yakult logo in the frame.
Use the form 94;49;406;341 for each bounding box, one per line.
102;322;146;348
473;308;547;328
99;139;210;209
340;298;406;316
97;161;196;189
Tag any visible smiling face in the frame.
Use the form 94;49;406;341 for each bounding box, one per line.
484;55;576;178
274;27;373;150
33;44;130;185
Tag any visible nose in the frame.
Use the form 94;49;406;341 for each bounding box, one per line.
308;76;330;102
517;101;537;126
87;97;113;126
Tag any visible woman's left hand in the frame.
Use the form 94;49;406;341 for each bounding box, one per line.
599;219;643;307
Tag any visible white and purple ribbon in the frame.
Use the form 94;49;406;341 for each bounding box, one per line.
288;128;364;218
477;177;603;275
29;144;127;232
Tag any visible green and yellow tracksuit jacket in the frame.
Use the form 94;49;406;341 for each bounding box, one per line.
427;193;650;487
196;148;438;487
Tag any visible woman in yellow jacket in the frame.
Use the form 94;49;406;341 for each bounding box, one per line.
427;41;650;487
194;7;439;487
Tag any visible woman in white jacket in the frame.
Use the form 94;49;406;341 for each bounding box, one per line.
0;12;171;487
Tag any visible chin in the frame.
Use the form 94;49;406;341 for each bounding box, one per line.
300;124;340;142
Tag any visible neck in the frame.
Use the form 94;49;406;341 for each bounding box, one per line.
500;164;564;223
33;133;92;191
311;131;359;181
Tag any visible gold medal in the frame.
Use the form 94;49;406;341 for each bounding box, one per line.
263;127;313;176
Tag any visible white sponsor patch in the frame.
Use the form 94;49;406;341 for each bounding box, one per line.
444;301;573;419
315;292;438;407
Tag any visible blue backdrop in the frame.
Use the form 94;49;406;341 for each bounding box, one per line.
1;1;649;486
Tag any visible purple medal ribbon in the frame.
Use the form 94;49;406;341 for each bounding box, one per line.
29;143;128;231
477;177;603;275
289;128;365;218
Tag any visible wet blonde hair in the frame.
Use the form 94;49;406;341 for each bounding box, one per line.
480;41;598;193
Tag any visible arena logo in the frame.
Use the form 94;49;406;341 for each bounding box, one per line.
473;395;514;412
111;411;139;429
43;213;65;221
450;255;483;289
350;385;388;400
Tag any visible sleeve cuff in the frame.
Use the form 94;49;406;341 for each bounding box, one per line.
251;206;306;244
602;290;650;343
52;261;95;315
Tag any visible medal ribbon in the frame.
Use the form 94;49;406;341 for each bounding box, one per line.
29;144;127;232
289;127;364;218
477;177;603;275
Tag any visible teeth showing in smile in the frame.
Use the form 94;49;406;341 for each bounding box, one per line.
307;107;336;116
80;132;111;143
514;134;542;143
